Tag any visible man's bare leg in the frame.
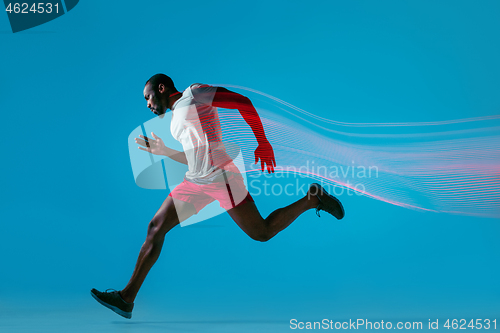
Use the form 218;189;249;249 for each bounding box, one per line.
227;189;320;242
119;196;196;303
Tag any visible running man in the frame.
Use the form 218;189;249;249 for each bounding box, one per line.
91;74;345;319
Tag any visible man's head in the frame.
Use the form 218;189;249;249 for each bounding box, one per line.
144;74;178;116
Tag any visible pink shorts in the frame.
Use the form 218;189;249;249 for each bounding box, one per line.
168;172;254;213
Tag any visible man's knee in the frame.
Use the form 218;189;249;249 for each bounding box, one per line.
147;216;177;243
249;230;273;242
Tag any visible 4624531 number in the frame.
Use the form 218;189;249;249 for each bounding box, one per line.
444;319;497;330
5;3;59;14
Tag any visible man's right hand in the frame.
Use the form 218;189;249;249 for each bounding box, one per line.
135;132;167;156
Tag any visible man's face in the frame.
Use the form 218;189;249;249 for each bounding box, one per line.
143;83;167;116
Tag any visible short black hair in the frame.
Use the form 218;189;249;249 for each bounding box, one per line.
145;73;177;93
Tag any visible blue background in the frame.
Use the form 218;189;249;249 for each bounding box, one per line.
1;1;499;332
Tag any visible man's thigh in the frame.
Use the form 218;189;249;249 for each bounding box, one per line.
152;196;197;234
226;200;266;238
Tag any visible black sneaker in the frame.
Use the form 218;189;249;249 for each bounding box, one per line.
90;288;134;319
309;183;345;220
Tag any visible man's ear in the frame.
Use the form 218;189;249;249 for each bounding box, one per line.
158;83;166;94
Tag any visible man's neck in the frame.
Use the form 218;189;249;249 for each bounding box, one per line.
168;91;182;110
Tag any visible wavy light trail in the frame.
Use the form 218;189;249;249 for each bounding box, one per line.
214;85;500;218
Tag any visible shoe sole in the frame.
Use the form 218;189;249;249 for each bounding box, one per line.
90;290;132;319
311;183;345;220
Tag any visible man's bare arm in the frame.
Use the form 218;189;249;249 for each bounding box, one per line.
212;87;268;143
135;132;188;165
162;147;188;165
211;87;276;173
